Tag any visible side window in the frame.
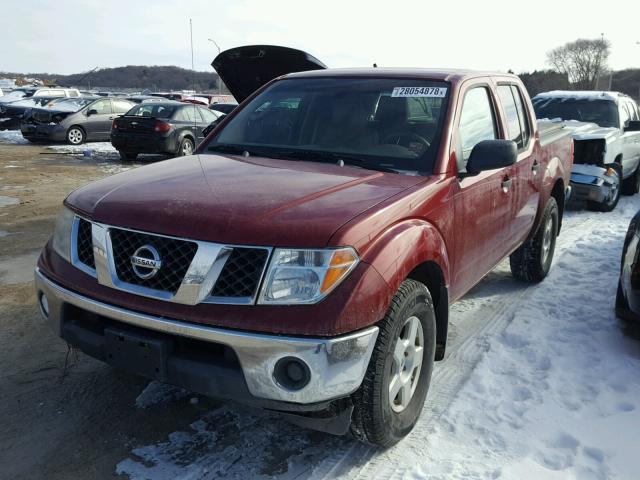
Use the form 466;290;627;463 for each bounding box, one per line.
620;102;631;128
175;106;199;123
625;100;638;121
198;107;218;124
112;100;133;114
511;86;531;148
497;86;522;148
458;87;497;164
91;99;112;114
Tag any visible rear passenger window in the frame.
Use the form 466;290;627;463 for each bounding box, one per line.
198;107;218;124
458;87;497;164
175;106;199;123
497;86;522;147
511;86;531;147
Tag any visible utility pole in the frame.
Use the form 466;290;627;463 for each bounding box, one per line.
208;38;221;95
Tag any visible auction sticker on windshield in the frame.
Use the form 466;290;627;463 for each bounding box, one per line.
391;87;447;98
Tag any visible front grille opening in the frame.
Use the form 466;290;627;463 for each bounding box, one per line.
62;303;241;367
76;218;96;269
110;228;198;294
574;139;606;166
211;247;269;298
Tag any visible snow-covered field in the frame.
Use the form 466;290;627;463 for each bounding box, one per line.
116;197;640;480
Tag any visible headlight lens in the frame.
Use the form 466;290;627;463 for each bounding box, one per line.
258;248;359;304
52;207;75;262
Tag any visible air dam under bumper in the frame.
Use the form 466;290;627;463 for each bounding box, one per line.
35;268;378;405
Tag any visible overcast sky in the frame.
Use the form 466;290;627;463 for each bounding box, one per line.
2;0;639;75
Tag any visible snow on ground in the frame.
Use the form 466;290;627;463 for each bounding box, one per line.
0;196;19;207
0;130;28;144
135;381;191;409
114;197;640;480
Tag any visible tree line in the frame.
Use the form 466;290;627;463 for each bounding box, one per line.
1;65;229;93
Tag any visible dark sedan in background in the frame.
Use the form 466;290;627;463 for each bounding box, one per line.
21;97;135;144
617;211;640;322
110;101;220;160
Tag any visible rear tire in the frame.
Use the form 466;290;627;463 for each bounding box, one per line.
176;137;194;157
350;279;436;448
119;151;138;162
510;197;559;283
622;165;640;196
66;126;85;145
587;164;621;212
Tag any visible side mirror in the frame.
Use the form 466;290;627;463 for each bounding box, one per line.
624;120;640;132
465;140;517;175
86;109;98;116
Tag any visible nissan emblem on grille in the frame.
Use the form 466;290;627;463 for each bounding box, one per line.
130;245;162;279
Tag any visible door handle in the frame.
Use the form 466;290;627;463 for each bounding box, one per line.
108;117;114;120
501;178;513;191
532;160;540;174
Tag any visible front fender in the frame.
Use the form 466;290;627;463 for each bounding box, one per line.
361;219;450;296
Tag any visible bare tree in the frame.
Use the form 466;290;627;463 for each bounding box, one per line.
546;38;611;90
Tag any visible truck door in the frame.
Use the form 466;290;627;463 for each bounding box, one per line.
496;84;538;247
451;85;515;298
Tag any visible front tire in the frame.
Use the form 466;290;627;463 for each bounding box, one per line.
176;137;194;157
510;197;559;283
66;126;85;145
350;279;436;448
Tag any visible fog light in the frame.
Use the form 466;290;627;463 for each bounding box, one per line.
273;357;311;391
39;292;50;318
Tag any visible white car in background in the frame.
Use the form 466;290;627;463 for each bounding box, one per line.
533;91;640;211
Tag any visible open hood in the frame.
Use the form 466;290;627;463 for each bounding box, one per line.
212;45;327;103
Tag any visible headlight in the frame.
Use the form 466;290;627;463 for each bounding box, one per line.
52;207;75;262
258;248;359;304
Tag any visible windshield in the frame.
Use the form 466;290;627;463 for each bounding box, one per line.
204;78;450;175
533;97;619;128
47;97;96;111
126;103;177;118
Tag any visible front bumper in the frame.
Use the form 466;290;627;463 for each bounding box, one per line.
35;268;378;405
569;165;617;203
21;123;66;142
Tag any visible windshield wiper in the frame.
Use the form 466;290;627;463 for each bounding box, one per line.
273;149;400;174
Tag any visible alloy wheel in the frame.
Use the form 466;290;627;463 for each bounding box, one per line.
541;214;554;265
389;315;424;413
68;128;83;145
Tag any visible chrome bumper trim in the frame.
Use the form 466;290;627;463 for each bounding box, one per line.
35;268;378;404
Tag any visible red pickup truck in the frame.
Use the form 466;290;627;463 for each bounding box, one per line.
35;46;573;447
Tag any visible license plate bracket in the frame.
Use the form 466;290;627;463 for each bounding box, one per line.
104;327;172;381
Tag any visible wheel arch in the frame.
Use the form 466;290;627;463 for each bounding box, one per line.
67;124;86;140
550;178;565;234
406;261;448;361
360;219;451;361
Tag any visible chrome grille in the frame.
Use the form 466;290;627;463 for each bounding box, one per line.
76;219;95;269
109;228;198;294
70;218;272;304
211;248;269;298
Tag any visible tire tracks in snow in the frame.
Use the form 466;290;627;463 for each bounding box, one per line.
313;211;601;479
